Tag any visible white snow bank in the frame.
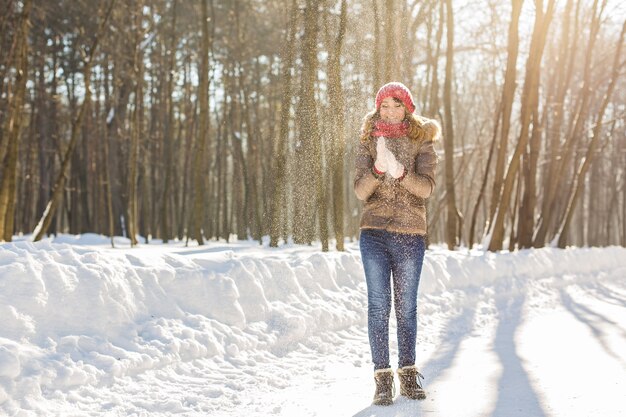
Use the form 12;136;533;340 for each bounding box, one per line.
0;237;625;416
422;245;626;293
0;238;370;415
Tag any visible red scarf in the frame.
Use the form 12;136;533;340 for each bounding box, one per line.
372;120;409;138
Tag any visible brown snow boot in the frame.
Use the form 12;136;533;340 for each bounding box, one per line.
372;368;395;406
397;365;426;400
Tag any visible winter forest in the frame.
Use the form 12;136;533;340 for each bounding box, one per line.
1;0;625;251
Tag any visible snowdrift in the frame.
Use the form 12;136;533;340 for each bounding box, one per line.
0;236;625;415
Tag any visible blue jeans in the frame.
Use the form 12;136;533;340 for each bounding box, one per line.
359;228;426;370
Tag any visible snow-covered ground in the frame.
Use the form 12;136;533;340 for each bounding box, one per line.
1;234;625;417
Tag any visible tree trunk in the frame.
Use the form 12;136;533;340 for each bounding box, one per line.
556;18;625;248
487;0;555;251
103;109;115;247
533;0;579;246
229;68;249;240
372;0;381;94
468;103;501;248
127;0;145;247
489;0;524;225
623;155;626;246
269;0;298;247
517;91;542;248
241;72;261;242
534;0;603;246
383;0;395;82
326;0;347;251
427;1;444;117
32;0;116;242
219;95;230;241
161;0;177;243
442;0;460;250
190;0;212;245
293;0;326;248
0;0;31;242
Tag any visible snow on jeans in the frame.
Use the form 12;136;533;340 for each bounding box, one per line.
359;228;426;371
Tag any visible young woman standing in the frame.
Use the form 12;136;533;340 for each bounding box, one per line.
354;82;440;406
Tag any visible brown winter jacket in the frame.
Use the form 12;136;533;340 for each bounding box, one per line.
353;119;439;236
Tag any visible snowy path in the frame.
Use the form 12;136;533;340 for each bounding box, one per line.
213;270;626;417
1;237;625;416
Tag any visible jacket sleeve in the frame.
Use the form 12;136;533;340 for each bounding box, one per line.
400;120;440;199
353;141;382;201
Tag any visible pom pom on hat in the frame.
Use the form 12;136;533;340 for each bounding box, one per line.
375;82;416;114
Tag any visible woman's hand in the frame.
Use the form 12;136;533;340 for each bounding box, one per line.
386;151;405;179
376;137;405;179
375;137;389;173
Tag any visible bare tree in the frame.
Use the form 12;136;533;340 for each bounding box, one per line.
325;0;348;251
189;0;212;245
160;0;178;244
127;0;146;247
534;0;606;246
556;18;625;247
372;0;381;94
383;0;396;81
532;0;580;246
489;0;524;225
442;0;461;249
269;0;298;248
293;0;327;249
32;0;116;242
0;0;31;241
487;0;556;251
1;0;622;251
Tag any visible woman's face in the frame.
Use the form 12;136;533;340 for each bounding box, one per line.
379;97;406;124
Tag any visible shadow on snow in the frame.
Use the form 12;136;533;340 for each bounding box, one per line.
489;292;547;417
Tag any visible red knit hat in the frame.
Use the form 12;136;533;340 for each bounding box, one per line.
375;82;416;114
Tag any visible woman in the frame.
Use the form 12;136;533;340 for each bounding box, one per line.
354;82;440;406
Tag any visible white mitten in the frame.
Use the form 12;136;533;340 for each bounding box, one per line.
374;137;388;173
385;148;405;179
